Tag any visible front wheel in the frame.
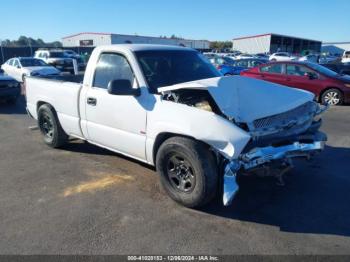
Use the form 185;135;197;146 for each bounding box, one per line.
37;104;68;148
321;88;343;105
156;137;218;208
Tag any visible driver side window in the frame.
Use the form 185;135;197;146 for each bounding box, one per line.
93;53;134;89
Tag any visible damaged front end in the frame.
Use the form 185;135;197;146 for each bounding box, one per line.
223;102;328;206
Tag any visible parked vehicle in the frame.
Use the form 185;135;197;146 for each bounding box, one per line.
319;55;339;64
241;61;350;105
299;54;319;63
322;63;350;76
231;58;268;70
0;73;20;104
34;49;75;73
26;45;327;208
1;57;60;82
234;53;255;60
342;51;350;63
63;50;87;71
63;50;79;58
269;52;298;62
209;56;245;75
255;53;270;59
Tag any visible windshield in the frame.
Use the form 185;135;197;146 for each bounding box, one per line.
20;58;48;67
307;63;339;77
49;52;65;58
135;50;221;93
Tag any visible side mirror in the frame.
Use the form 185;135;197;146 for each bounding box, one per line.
107;79;140;96
17;65;21;69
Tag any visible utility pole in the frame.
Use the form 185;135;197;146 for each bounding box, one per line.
0;39;4;64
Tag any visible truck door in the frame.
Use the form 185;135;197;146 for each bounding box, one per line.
83;52;147;161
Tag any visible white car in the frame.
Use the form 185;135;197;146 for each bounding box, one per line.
25;44;327;208
342;51;350;63
298;54;319;63
269;52;297;62
1;57;60;82
234;54;255;60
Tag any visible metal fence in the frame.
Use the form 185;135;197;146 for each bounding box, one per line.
0;46;94;64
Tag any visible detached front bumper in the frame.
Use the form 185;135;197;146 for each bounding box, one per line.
223;131;327;206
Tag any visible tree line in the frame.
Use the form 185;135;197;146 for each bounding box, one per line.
209;41;233;50
0;36;62;47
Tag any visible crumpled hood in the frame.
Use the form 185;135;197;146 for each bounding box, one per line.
25;66;60;75
158;76;314;123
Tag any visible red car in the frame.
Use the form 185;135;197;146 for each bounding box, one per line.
240;61;350;105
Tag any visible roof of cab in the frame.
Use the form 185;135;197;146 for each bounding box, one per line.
95;44;195;52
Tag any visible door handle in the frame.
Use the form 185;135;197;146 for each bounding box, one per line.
87;97;97;106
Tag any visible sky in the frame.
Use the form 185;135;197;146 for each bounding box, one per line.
1;0;349;43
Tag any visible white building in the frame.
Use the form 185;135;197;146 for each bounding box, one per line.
322;42;350;55
232;33;322;54
62;32;210;50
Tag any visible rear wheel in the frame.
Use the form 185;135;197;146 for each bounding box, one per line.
156;137;218;208
37;104;68;148
321;88;343;105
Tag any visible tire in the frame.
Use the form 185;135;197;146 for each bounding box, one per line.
224;73;233;76
37;104;68;148
271;59;277;62
321;88;343;105
156;137;218;208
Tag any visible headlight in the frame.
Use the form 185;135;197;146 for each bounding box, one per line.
344;84;350;88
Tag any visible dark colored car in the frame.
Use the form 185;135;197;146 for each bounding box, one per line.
0;73;21;104
321;63;350;76
240;61;350;105
209;56;245;75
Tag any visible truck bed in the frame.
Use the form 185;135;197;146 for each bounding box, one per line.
25;75;84;138
35;74;84;83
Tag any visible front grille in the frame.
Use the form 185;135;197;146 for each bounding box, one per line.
253;101;317;130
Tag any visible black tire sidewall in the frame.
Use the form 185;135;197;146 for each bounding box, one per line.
38;104;66;147
156;137;218;208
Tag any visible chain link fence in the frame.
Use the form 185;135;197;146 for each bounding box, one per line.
0;46;94;64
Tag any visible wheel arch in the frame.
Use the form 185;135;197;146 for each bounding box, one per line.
152;132;214;167
37;101;55;113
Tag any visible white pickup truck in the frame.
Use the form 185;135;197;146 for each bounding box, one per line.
26;44;327;208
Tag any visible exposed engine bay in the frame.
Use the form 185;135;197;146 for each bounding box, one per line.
162;89;218;113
